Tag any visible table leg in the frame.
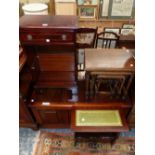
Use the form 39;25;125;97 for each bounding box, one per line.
85;72;90;98
90;74;96;97
123;73;134;98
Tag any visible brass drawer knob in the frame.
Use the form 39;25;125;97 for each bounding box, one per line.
62;34;67;40
27;34;32;40
45;38;50;43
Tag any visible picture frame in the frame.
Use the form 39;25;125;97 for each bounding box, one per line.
55;1;77;15
122;23;135;29
78;5;98;20
104;27;120;35
77;0;98;5
120;28;135;35
99;0;110;19
108;0;135;19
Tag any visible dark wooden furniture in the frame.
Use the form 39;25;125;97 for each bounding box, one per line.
76;27;98;48
84;48;135;98
19;16;134;135
19;15;78;128
20;15;78;94
19;46;38;129
118;34;135;49
29;82;132;129
96;32;119;48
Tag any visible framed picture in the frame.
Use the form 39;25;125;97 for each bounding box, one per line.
55;1;77;15
78;5;98;20
104;27;120;35
99;0;110;19
122;24;135;29
108;0;135;19
77;0;98;5
120;28;135;35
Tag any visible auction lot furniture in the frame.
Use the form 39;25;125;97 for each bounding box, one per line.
84;48;135;98
20;15;78;94
19;16;134;142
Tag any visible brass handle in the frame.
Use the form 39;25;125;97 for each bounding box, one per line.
45;38;50;43
31;66;35;70
62;34;67;40
27;34;32;40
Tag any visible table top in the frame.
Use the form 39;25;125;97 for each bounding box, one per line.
85;48;135;72
19;15;78;29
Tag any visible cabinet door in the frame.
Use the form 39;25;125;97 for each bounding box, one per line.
32;109;70;128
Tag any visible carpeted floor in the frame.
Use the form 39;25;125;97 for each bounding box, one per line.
19;128;135;155
34;131;135;155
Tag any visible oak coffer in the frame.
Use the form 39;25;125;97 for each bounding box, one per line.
19;15;78;92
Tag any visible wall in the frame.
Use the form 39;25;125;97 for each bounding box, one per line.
79;20;135;32
19;0;49;3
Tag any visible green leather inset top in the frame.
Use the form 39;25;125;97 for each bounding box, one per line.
76;110;122;126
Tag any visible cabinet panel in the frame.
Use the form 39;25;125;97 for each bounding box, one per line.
38;72;75;82
37;53;75;71
32;108;71;128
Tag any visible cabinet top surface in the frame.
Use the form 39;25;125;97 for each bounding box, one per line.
19;15;78;29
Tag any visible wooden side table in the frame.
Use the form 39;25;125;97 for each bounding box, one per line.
84;48;135;99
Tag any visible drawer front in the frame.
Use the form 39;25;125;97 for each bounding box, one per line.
37;53;75;71
32;109;70;126
20;31;75;44
39;72;75;82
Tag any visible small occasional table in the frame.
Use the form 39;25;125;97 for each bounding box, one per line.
84;48;135;98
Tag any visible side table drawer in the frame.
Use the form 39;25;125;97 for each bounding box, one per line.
37;53;75;71
31;108;71;128
20;31;75;44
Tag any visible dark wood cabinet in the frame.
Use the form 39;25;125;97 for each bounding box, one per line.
20;15;78;92
20;15;78;128
19;15;134;130
31;108;71;128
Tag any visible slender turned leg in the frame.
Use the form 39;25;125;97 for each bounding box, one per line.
90;74;96;97
124;74;134;98
85;72;90;99
119;77;126;95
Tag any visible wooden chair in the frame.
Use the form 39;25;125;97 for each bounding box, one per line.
76;27;98;48
76;27;98;74
96;31;119;48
